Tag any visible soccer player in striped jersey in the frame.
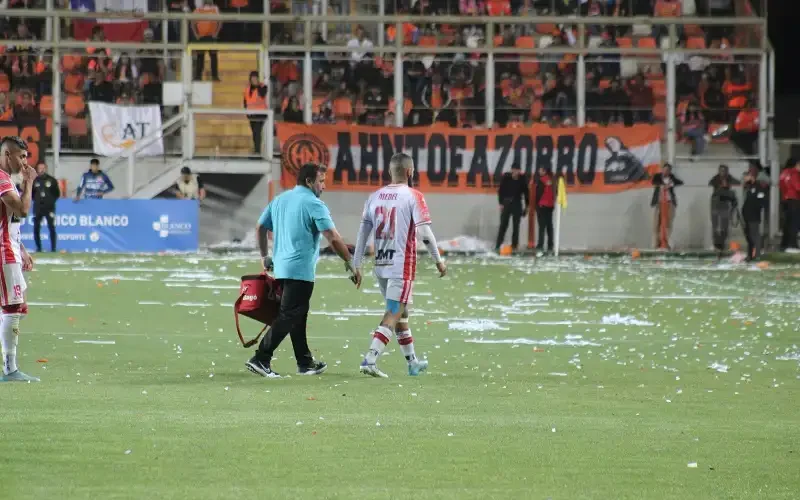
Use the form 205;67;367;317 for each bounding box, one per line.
352;153;447;378
0;136;39;382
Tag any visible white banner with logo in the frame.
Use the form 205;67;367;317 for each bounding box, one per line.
88;102;164;157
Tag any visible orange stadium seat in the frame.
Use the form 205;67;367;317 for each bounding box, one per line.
64;94;85;117
39;95;54;116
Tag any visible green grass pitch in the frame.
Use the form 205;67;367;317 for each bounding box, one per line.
1;254;799;499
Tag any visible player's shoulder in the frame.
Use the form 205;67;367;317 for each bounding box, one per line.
0;169;11;182
409;187;428;204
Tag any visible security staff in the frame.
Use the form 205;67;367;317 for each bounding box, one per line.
742;165;769;261
32;162;60;253
495;164;529;253
243;71;268;154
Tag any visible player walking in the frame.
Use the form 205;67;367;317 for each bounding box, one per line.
352;153;446;378
0;136;38;382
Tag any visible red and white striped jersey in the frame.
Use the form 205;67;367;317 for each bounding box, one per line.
361;184;432;280
0;170;22;264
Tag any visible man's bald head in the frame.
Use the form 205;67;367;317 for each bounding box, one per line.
389;153;414;184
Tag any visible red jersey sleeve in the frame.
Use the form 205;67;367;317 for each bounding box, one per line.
411;189;432;226
0;172;14;197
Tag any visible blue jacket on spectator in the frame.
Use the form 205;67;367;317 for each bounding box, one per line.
77;170;114;199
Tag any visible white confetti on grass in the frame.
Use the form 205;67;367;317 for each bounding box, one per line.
709;362;729;373
776;353;800;361
29;302;88;307
466;337;601;347
601;314;654;326
449;319;509;332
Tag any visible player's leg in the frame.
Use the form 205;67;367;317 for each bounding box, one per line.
360;278;406;377
0;264;38;382
395;304;428;376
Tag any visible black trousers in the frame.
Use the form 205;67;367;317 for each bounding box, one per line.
536;206;554;251
496;206;522;250
193;36;219;80
255;279;315;368
711;206;731;251
248;115;265;154
33;211;56;252
783;199;800;249
744;219;761;259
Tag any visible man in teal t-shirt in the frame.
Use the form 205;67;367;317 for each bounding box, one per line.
246;163;361;378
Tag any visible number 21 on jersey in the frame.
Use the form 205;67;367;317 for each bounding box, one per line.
374;206;396;240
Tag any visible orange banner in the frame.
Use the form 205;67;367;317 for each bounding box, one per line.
278;123;662;193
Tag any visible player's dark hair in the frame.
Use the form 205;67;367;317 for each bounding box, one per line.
0;136;28;151
296;163;327;188
90;158;100;165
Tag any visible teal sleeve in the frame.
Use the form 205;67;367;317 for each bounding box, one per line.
258;203;273;230
310;199;335;232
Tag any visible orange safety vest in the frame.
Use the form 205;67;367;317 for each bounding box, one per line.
194;5;220;38
244;86;267;109
735;109;758;133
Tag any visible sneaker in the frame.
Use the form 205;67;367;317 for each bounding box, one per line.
359;360;388;378
245;357;281;378
297;361;327;375
1;370;40;382
408;359;429;376
786;248;800;254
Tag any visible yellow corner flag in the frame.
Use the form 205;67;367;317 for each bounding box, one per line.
556;177;567;210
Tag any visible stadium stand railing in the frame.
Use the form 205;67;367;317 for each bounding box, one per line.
0;4;772;170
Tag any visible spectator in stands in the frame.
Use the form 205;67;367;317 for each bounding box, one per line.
0;92;11;121
35;50;53;97
192;0;221;82
361;83;387;126
11;49;36;92
12;89;37;124
116;90;136;105
283;96;303;123
681;101;707;156
168;0;193;43
75;158;114;200
175;166;206;201
137;29;167;104
651;163;683;249
32;162;59;253
88;54;114;104
114;53;138;94
542;75;577;126
628;74;654;124
348;25;374;85
244;71;268;154
601;76;629;126
703;79;726;122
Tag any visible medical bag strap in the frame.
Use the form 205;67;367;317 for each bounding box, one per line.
234;284;268;348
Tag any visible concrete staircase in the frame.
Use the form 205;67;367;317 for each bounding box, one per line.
192;50;259;156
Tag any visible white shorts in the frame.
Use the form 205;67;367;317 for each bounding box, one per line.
0;263;26;307
377;278;414;305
